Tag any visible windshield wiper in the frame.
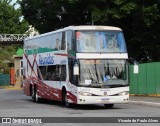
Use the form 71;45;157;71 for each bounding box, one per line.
86;83;102;87
102;84;128;88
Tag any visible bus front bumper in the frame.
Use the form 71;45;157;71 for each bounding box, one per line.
77;95;129;104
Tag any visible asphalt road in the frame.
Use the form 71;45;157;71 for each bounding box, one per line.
0;89;160;126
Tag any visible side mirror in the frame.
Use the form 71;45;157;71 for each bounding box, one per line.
73;63;79;75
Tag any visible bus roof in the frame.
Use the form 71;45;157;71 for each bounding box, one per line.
70;26;122;31
25;25;122;41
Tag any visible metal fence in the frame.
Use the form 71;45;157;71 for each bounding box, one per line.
129;62;160;95
0;74;10;86
0;34;28;41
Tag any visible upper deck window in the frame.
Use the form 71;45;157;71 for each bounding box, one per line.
76;31;127;53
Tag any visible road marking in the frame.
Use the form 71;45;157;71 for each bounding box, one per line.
129;100;160;107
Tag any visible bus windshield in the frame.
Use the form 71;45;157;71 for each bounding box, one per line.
76;31;127;53
78;59;128;87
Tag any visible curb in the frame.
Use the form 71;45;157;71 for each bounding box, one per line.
6;88;22;90
0;86;22;90
129;100;160;107
130;94;160;97
5;87;22;90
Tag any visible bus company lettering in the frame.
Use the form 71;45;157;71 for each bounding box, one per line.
39;54;54;65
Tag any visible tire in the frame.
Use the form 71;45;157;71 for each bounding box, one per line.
31;87;35;102
32;87;40;103
62;90;70;108
104;104;114;108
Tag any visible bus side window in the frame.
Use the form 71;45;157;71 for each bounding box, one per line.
47;65;56;80
54;65;60;81
60;65;66;81
38;66;46;80
66;31;74;51
61;32;66;50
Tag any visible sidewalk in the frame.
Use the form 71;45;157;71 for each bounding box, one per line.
0;85;22;90
129;95;160;107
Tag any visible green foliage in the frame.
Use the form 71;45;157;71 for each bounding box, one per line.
0;0;28;72
20;0;92;33
143;4;159;26
20;0;160;62
0;45;18;73
0;0;29;33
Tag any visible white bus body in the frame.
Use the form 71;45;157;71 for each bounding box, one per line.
23;26;129;108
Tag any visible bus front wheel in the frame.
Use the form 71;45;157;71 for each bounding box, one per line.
62;90;70;108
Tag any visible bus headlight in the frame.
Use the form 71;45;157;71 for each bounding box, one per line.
78;92;92;96
118;91;129;96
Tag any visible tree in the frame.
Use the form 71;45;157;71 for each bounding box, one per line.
0;0;28;34
0;45;17;71
20;0;160;62
20;0;93;33
0;0;29;73
89;0;160;62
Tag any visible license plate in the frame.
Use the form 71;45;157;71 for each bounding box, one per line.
101;98;109;103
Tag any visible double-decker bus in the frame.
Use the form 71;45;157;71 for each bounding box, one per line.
23;26;129;108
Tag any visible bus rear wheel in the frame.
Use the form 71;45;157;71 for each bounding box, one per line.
32;87;40;103
104;104;114;108
31;87;34;101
